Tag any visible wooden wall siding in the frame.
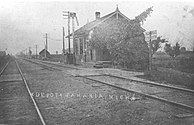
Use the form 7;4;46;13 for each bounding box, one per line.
72;8;130;63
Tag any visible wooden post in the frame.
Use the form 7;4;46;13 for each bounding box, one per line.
68;11;71;54
149;31;152;71
36;45;37;58
63;27;65;54
45;33;47;58
72;13;76;65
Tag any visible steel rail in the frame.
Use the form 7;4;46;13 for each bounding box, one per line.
23;59;62;71
34;59;79;70
105;74;194;93
78;75;194;113
29;58;194;94
23;58;194;113
0;60;10;76
15;60;46;125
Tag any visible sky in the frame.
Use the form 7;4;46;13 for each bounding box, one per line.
0;0;194;55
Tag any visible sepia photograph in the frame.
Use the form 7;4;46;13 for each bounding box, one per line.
0;0;194;124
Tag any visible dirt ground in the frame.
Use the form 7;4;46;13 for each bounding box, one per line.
18;59;194;125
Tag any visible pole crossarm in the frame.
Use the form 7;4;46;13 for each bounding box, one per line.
62;11;79;65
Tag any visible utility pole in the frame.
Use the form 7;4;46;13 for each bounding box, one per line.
63;27;65;54
29;47;31;58
70;12;79;65
63;11;71;54
149;31;152;71
145;30;157;71
45;33;47;58
63;11;79;65
35;45;38;58
29;47;31;55
72;13;75;65
68;12;70;54
46;33;48;50
26;48;27;56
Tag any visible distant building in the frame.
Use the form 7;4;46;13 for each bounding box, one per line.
0;51;6;57
39;49;50;59
180;47;186;53
66;6;145;63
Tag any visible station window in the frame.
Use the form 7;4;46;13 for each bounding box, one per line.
80;38;83;55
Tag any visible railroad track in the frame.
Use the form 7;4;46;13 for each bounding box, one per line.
23;58;194;114
0;60;10;76
0;58;46;125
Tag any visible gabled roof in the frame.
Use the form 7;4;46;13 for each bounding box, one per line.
66;7;132;38
39;49;50;55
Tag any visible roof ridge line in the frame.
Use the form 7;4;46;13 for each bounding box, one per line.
117;11;131;22
87;11;117;31
87;10;132;32
66;9;135;38
66;11;117;38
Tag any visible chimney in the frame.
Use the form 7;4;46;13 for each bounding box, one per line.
95;12;100;20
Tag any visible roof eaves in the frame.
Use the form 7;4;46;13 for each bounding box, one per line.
66;10;137;38
65;11;116;38
117;11;131;22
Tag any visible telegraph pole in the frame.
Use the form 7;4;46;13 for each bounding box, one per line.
26;48;27;56
46;33;48;50
29;47;31;55
63;27;65;54
72;13;75;65
29;47;31;58
149;31;152;71
70;12;79;65
63;11;71;54
63;11;79;65
35;45;38;58
68;12;71;54
145;30;157;71
45;33;47;58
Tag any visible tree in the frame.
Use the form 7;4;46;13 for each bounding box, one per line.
135;7;153;24
150;36;167;56
180;47;186;53
148;36;167;70
192;41;194;52
29;50;32;56
89;17;149;69
164;42;181;59
88;7;154;70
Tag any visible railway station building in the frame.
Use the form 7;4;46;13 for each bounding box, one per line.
67;6;145;64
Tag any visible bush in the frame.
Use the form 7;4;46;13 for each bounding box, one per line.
151;67;194;88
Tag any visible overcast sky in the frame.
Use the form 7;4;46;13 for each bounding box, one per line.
1;0;194;55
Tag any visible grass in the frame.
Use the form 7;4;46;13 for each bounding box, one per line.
137;51;194;89
0;56;10;70
152;51;194;74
